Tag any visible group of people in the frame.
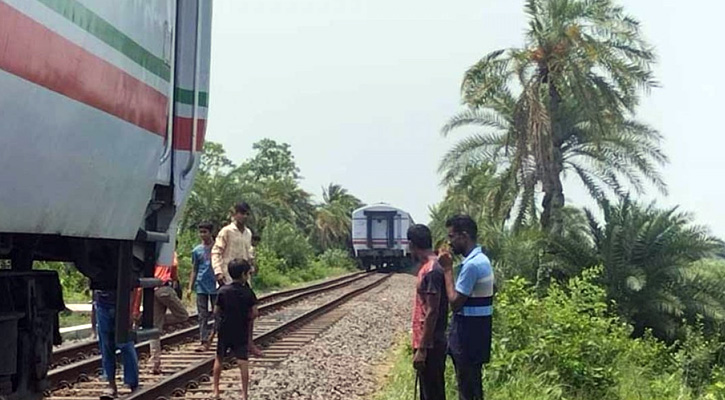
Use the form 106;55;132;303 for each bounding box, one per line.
87;203;491;400
409;215;494;400
92;202;262;399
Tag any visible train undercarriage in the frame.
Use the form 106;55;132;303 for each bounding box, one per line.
356;249;413;271
0;190;171;400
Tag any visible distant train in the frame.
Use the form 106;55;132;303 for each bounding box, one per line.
0;1;212;399
352;203;414;270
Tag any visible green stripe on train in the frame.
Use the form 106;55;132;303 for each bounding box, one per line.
37;0;172;82
175;87;209;107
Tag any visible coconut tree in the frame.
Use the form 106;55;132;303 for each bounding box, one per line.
314;184;363;251
445;0;664;233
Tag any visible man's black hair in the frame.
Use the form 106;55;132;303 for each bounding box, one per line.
445;215;478;241
228;259;251;279
407;224;432;250
198;221;214;231
234;202;251;214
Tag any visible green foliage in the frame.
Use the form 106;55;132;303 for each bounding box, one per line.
35;261;90;302
183;141;362;257
261;220;315;271
676;320;725;396
550;198;725;340
253;247;355;292
316;248;358;271
491;269;670;397
179;141;364;293
314;183;363;251
237;139;300;182
59;310;91;328
183;139;314;235
253;245;295;290
182;141;240;231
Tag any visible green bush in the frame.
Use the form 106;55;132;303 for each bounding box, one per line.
261;221;315;270
317;248;357;271
35;261;90;303
253;246;294;290
254;247;355;291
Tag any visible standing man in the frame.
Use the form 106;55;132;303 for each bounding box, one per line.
408;224;448;400
212;202;263;356
188;222;216;351
77;242;138;397
94;288;139;398
439;215;494;400
212;203;253;285
149;251;189;374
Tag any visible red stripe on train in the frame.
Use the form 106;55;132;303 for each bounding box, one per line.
173;116;206;151
0;2;168;136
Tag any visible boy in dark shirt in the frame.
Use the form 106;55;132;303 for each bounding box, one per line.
212;259;258;400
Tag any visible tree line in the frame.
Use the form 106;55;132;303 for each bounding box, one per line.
177;139;365;290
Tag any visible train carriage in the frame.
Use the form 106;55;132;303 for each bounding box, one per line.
0;1;212;398
352;203;414;270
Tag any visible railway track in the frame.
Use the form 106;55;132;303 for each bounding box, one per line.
45;271;390;399
50;270;368;369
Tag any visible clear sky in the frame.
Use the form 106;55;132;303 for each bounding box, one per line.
206;0;725;238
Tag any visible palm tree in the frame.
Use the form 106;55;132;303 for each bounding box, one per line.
183;142;240;231
550;198;725;339
444;0;664;233
314;184;363;251
441;105;667;231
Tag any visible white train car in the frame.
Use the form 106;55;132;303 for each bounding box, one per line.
352;203;414;270
0;1;212;398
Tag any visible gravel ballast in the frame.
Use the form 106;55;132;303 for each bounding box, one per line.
249;272;416;400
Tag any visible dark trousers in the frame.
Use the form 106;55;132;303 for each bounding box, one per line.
417;344;446;400
96;302;139;389
451;358;483;400
196;293;217;343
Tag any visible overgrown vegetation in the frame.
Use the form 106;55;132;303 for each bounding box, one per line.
177;138;363;294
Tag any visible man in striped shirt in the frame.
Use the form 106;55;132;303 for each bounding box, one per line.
439;215;494;400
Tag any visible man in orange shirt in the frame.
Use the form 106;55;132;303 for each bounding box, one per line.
140;252;189;374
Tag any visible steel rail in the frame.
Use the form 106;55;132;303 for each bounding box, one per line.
47;271;372;389
50;270;367;367
127;273;391;400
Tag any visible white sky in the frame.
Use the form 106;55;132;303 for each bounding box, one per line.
206;0;725;238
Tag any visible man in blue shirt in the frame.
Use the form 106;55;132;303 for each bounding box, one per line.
439;215;494;400
188;221;217;351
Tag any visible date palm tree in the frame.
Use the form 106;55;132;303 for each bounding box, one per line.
550;198;725;339
443;0;665;233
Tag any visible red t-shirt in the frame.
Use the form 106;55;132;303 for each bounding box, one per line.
411;257;447;349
